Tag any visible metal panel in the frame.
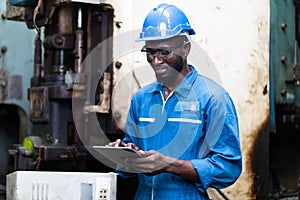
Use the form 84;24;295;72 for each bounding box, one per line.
271;0;298;105
270;0;300;133
6;171;117;200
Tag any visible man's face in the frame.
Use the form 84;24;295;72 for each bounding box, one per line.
143;36;187;85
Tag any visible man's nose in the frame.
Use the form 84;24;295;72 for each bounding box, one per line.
152;55;163;64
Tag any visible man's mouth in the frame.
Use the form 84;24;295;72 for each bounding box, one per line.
153;66;168;75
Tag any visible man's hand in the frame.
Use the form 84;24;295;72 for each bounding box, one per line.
125;150;200;182
106;141;199;182
126;150;176;175
106;139;140;151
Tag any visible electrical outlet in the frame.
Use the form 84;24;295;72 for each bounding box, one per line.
99;188;107;200
95;177;112;200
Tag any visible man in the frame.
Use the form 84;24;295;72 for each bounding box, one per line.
108;3;242;199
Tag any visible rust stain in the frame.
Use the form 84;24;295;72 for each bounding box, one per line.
246;116;270;199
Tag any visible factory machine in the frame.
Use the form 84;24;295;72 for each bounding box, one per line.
1;0;137;199
4;0;120;170
1;0;300;199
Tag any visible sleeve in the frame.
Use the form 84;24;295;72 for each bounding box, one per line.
191;93;242;192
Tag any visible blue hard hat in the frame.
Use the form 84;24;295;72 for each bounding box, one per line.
137;3;195;42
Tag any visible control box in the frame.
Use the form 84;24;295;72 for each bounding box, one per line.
6;171;117;200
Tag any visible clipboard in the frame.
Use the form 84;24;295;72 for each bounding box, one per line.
92;146;142;165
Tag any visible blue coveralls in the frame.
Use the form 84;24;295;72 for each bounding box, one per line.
118;65;242;200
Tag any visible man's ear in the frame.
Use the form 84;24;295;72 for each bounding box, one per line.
183;42;191;57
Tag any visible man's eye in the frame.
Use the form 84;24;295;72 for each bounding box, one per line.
145;48;171;56
149;50;158;55
159;50;171;55
146;49;157;55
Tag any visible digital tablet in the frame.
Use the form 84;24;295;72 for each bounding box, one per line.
92;146;142;165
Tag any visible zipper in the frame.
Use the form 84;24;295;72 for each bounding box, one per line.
160;91;174;112
151;176;155;200
151;89;173;199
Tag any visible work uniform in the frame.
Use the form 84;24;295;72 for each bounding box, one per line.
119;65;242;200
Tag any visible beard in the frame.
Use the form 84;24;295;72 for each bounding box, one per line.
155;55;185;86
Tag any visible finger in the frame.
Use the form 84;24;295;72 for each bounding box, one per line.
119;140;127;147
126;143;140;151
138;150;147;156
106;142;116;147
114;139;121;147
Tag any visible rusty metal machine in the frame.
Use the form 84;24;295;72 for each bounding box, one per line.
7;0;119;171
2;0;138;198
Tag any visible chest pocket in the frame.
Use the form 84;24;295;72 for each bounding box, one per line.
169;101;201;124
162;101;203;158
168;101;202;142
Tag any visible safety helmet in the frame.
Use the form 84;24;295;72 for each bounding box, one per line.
137;3;195;42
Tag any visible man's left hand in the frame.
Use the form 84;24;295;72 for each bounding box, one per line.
126;150;176;175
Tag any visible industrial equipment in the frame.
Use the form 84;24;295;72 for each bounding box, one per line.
6;171;117;200
7;0;119;171
3;0;138;199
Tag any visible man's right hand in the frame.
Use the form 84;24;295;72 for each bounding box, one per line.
106;139;140;152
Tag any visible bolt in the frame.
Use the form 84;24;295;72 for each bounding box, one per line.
115;21;123;28
281;89;287;97
1;46;7;54
281;23;287;30
115;61;122;69
281;56;287;64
